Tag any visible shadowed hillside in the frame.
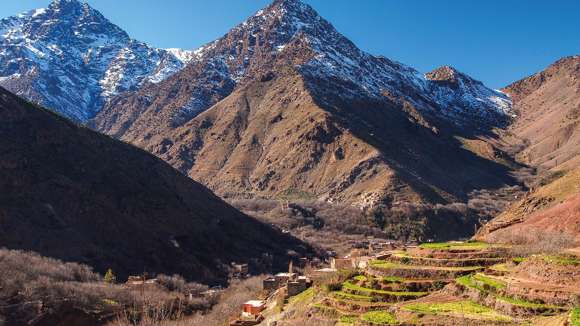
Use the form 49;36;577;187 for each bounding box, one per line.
0;87;311;284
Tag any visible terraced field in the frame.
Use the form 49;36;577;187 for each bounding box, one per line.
276;241;579;325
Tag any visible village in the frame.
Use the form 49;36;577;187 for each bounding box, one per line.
223;238;579;325
115;236;579;325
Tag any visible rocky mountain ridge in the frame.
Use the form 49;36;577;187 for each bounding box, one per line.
94;0;512;139
91;0;519;208
0;0;192;121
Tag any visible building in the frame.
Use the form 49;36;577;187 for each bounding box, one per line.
263;277;280;292
353;256;371;269
287;276;312;297
330;257;355;270
242;300;266;317
274;272;297;284
231;263;249;278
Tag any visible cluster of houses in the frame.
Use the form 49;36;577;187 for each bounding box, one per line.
119;237;405;325
263;271;312;297
229;265;313;326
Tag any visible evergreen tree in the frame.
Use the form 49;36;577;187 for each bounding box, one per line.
104;268;116;284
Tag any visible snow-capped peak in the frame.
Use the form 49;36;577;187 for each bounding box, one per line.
0;0;192;121
151;0;512;129
425;66;513;124
165;48;195;64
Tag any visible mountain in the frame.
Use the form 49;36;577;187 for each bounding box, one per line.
0;0;192;121
0;86;310;284
92;0;516;208
477;167;580;244
476;56;580;243
503;56;580;172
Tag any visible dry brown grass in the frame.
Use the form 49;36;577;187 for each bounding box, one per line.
0;249;216;326
108;276;264;326
487;229;576;255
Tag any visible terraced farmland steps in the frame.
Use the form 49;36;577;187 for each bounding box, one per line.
285;241;579;325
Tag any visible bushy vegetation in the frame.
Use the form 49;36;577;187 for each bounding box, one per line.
360;311;398;324
496;296;561;310
230;199;494;255
571;307;580;326
0;249;218;326
109;276;264;326
369;260;483;272
456;274;506;293
341;281;428;298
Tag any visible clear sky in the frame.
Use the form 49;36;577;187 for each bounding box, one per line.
1;0;579;88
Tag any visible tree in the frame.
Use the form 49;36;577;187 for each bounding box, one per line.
104;268;116;284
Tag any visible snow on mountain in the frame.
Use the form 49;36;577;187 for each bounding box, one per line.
154;0;511;128
0;0;192;121
0;0;511;126
424;66;513;125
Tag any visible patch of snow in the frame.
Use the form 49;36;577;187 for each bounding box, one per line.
32;8;47;17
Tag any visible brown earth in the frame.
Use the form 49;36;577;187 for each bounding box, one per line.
477;167;580;243
92;0;520;211
0;87;310;284
494;194;580;242
512;256;580;287
503;55;580;172
478;56;580;242
97;68;518;209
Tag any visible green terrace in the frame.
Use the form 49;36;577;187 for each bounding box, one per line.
313;302;357;317
332;290;374;302
542;254;580;266
456;274;567;314
488;263;512;273
389;252;505;266
338;315;358;324
381;276;404;283
369;260;484;271
360;311;398;325
571;307;580;326
456;273;507;292
403;300;512;322
418;241;494;250
496;296;564;311
342;281;429;299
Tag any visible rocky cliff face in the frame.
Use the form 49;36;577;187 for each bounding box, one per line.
0;0;192;121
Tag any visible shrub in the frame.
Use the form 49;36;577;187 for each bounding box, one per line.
104;268;117;284
157;274;187;292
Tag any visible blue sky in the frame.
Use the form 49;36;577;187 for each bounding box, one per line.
1;0;579;88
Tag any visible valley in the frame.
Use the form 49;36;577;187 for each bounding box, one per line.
0;0;578;325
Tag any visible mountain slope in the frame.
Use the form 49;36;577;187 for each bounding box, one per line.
477;167;580;243
93;0;517;208
0;0;192;121
477;56;580;243
502;56;580;172
94;0;510;139
0;86;309;284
